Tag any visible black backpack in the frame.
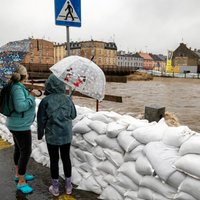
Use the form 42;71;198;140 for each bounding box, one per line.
0;83;14;116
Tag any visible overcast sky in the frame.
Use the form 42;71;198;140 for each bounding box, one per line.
0;0;200;54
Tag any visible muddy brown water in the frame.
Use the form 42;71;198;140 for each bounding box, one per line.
73;77;200;133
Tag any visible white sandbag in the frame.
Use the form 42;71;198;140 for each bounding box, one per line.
166;171;186;189
124;190;138;200
117;114;140;126
84;151;100;168
95;135;124;153
179;134;200;156
37;142;49;156
174;154;200;179
72;166;82;186
178;176;200;200
73;138;93;153
83;130;99;146
132;118;168;144
72;134;84;147
31;148;42;162
78;162;93;173
87;112;111;123
72;117;92;134
162;126;193;147
88;120;107;135
144;141;179;181
117;130;140;152
92;146;107;160
138;187;171;200
127;119;155;131
135;153;154;176
117;161;143;185
93;175;108;188
124;144;145;162
174;192;198;200
71;157;82;167
100;111;122;121
74;148;87;162
98;185;123;200
77;174;102;194
115;172;139;191
111;184;127;196
140;176;177;199
103;148;124;167
96;160;117;176
107;122;127;138
103;174;117;185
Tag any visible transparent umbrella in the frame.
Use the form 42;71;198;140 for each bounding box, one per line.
50;55;106;101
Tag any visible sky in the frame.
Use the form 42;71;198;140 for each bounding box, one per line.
0;0;200;55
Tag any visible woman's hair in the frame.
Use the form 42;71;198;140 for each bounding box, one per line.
10;65;28;83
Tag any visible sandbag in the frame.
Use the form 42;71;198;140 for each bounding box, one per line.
162;126;193;147
83;130;99;146
140;176;177;199
95;135;124;153
88;120;107;135
178;176;200;200
117;130;140;152
179;134;200;156
174;154;200;179
144;141;179;181
124;144;145;162
107;122;127;138
135;153;154;176
117;161;143;185
132;118;168;144
98;185;123;200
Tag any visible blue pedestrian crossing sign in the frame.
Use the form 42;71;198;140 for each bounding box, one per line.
54;0;81;27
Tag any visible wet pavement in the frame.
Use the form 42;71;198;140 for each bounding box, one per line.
0;142;98;200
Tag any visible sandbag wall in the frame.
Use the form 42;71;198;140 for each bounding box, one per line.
0;100;200;200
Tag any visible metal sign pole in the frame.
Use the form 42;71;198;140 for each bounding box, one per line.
66;26;70;56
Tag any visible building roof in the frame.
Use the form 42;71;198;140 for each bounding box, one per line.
149;53;163;61
139;52;153;60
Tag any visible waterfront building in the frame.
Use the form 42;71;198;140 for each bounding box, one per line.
138;52;154;70
54;40;117;70
117;51;144;70
149;53;166;73
172;43;200;73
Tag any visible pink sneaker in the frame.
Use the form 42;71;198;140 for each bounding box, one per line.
65;177;72;195
49;179;59;196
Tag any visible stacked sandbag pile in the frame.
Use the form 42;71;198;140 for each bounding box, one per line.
0;98;200;200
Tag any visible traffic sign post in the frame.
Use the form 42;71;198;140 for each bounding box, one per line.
54;0;81;56
54;0;81;27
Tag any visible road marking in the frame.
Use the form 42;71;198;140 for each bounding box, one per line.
0;138;11;150
54;194;76;200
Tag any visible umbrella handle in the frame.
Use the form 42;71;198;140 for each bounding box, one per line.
69;87;75;97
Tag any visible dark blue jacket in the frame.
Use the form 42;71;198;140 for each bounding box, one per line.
37;74;77;145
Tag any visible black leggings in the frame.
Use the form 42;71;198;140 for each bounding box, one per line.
47;143;71;179
10;130;32;175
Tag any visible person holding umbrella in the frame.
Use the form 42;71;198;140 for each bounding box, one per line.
37;74;77;196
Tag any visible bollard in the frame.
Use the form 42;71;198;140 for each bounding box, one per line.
145;105;165;122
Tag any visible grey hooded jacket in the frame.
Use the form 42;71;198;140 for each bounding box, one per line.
37;74;77;145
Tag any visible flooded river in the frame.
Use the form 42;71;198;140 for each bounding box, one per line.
73;77;200;133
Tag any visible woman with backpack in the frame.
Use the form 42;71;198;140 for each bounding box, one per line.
37;74;77;196
6;65;37;194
